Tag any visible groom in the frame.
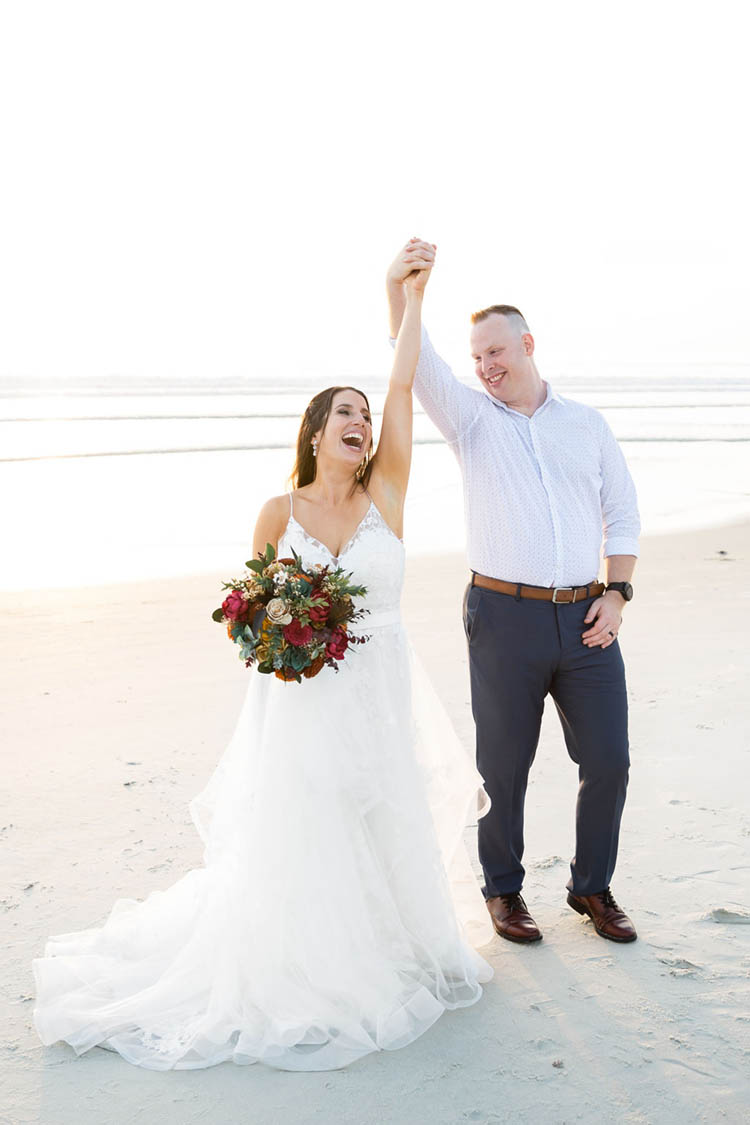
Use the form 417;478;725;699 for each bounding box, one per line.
387;238;640;945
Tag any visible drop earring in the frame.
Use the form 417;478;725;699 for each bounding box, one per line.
311;438;318;458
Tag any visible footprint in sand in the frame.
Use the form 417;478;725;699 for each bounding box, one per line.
702;907;750;924
658;957;702;977
663;869;719;882
529;1037;559;1051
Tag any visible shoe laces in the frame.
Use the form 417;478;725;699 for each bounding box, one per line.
499;892;526;911
597;887;620;911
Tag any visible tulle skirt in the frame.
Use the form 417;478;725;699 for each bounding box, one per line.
33;623;493;1071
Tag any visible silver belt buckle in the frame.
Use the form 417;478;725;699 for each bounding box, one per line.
552;586;575;604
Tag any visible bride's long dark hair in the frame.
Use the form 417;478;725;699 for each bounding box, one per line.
290;386;375;491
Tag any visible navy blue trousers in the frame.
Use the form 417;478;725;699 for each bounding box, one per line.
463;582;630;898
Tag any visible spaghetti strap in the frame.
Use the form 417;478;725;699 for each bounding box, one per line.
288;492;294;518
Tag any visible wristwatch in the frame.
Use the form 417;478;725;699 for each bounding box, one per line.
605;581;633;602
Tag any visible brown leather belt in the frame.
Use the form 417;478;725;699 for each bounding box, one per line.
472;573;605;603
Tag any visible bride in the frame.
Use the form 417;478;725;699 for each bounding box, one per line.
32;252;494;1072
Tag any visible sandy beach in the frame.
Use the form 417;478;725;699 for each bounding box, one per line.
2;520;749;1124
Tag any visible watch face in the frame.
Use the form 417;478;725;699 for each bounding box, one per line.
623;582;633;601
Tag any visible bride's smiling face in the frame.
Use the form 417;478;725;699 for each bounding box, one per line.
318;390;373;465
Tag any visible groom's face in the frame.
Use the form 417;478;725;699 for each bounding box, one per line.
470;314;534;403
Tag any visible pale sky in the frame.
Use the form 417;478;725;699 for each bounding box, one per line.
1;0;747;383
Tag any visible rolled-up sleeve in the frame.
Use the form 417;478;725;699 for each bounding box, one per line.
390;326;481;445
598;415;640;557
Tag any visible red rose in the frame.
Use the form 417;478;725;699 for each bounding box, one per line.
283;619;314;646
308;596;331;627
325;628;349;660
222;589;250;622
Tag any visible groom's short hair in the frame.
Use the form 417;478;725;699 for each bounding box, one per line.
471;304;530;335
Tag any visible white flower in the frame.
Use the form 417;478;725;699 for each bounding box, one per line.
266;597;292;626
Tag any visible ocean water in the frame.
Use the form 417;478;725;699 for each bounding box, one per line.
2;369;749;591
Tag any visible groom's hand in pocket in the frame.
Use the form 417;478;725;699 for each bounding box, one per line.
581;595;623;649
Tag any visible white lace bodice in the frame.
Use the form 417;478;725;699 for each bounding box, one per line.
277;496;405;624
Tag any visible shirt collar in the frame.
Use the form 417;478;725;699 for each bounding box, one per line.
485;380;565;416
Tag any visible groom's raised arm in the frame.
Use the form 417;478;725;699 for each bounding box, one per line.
387;239;481;446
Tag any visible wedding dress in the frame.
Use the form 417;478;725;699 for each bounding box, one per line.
33;496;494;1071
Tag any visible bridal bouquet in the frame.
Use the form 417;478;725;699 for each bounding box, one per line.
213;544;369;682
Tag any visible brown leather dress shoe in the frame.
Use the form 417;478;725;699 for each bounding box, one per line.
486;892;543;943
567;887;637;943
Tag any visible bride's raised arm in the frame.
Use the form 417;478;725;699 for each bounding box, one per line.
369;262;432;528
